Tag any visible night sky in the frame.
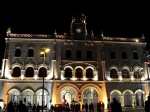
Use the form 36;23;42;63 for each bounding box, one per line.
0;1;150;66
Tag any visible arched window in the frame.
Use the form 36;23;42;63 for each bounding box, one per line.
110;69;118;78
39;67;47;77
133;51;139;60
28;49;34;57
134;68;141;78
86;68;93;78
15;48;21;57
75;68;82;78
83;88;98;105
12;67;21;77
60;87;76;105
66;50;71;58
9;91;20;104
23;91;33;106
64;68;72;78
25;67;34;77
122;69;130;78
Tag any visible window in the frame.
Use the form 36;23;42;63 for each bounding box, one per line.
133;52;139;60
28;49;34;57
12;67;21;77
25;67;34;77
76;50;81;59
122;52;127;59
39;67;47;77
134;68;141;78
64;68;72;78
75;68;82;78
66;50;71;58
15;48;21;57
110;51;116;59
87;51;92;59
122;69;130;78
86;68;93;78
110;69;118;78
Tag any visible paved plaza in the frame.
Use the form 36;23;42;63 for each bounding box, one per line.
104;107;145;112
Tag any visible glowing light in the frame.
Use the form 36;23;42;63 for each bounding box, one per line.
71;77;77;81
83;77;87;81
130;76;135;81
93;75;98;80
135;39;139;42
46;75;51;80
33;75;38;80
40;48;50;54
118;76;123;81
20;74;24;80
107;77;112;81
8;75;12;79
0;100;4;110
141;77;145;81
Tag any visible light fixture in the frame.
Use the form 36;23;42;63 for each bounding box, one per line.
40;48;50;112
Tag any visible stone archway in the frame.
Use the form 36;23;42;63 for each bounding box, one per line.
56;83;79;104
80;84;103;106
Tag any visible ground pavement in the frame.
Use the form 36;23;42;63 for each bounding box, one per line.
104;107;145;112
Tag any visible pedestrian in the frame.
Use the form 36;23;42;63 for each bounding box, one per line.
17;100;28;112
37;104;40;112
97;101;102;112
6;101;15;112
85;102;88;112
145;96;150;112
110;98;122;112
32;104;36;112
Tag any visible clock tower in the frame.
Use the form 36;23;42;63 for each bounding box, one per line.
70;14;87;40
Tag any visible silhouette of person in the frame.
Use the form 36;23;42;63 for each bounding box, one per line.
17;100;28;112
101;102;104;112
97;101;102;112
36;104;40;112
145;96;150;112
85;102;88;112
7;101;15;112
32;104;36;112
110;98;122;112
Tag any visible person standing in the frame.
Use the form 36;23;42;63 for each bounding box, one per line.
85;102;88;112
110;98;122;112
97;101;102;112
17;100;28;112
145;96;150;112
7;101;15;112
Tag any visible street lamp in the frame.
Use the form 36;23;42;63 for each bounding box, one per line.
40;48;50;112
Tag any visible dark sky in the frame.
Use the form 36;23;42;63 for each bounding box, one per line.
0;1;150;65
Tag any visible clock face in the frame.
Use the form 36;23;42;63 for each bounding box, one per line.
76;28;82;33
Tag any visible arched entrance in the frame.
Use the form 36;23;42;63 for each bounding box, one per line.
56;83;79;105
60;87;76;105
82;88;98;105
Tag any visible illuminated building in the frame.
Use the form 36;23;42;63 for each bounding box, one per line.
0;14;149;110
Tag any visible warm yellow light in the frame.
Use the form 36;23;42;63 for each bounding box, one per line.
40;48;50;54
135;39;139;42
45;48;50;53
40;51;44;54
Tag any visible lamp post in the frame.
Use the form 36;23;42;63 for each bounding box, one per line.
40;48;50;112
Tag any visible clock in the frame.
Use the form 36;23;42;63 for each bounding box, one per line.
76;28;82;33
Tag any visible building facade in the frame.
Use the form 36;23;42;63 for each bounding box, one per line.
0;14;149;110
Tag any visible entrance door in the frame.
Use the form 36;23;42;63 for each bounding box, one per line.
83;88;98;105
60;87;76;105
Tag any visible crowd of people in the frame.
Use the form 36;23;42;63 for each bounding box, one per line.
6;100;44;112
1;98;123;112
3;96;150;112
